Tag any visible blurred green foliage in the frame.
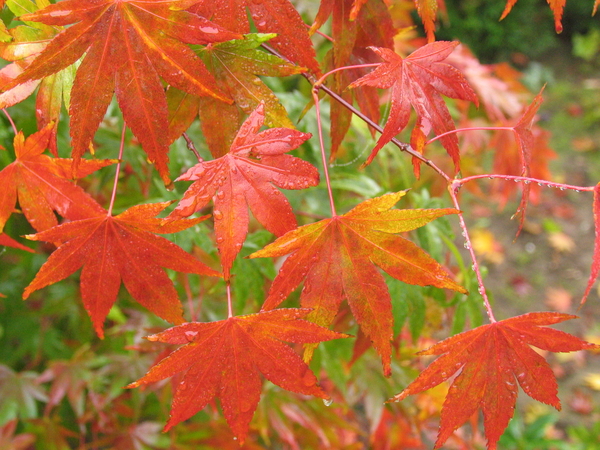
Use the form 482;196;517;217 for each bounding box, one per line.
437;0;600;62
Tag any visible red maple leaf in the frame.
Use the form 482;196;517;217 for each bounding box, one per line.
168;103;319;279
127;309;348;442
23;202;221;338
310;0;395;159
0;0;240;184
0;123;113;233
250;191;466;375
189;0;320;74
390;312;598;449
350;41;478;173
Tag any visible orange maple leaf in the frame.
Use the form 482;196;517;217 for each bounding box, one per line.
350;42;478;173
128;309;348;443
390;312;598;449
0;123;113;233
414;0;440;43
23;202;221;338
250;191;466;375
169;103;319;279
0;0;240;184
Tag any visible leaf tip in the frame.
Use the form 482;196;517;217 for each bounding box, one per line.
386;391;407;403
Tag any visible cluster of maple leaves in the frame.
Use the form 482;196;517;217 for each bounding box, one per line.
0;0;599;448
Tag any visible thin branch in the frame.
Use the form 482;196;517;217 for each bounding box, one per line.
182;132;203;162
455;174;594;192
260;43;451;182
447;182;496;323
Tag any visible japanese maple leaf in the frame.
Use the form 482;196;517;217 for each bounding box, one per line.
167;33;306;157
250;191;466;375
310;0;394;159
168;103;319;279
0;0;240;185
127;309;348;443
390;312;598;450
23;202;221;338
349;42;478;173
0;123;113;233
490;87;547;235
0;0;74;155
189;0;320;74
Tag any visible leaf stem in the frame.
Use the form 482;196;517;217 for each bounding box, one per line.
2;108;18;135
107;125;127;216
314;64;381;85
226;280;233;318
447;182;496;323
182;274;198;322
311;86;337;216
425;126;514;146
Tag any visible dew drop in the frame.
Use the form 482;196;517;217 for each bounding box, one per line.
463;242;470;249
488;176;494;180
323;398;333;407
213;210;223;220
478;286;485;295
184;331;198;340
537;182;544;186
575;190;581;193
233;437;238;441
523;180;530;184
559;187;566;191
471;264;476;271
216;237;224;243
441;371;447;377
217;191;225;199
